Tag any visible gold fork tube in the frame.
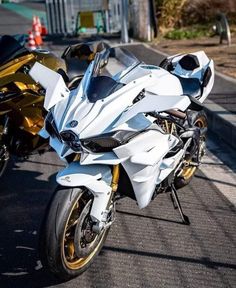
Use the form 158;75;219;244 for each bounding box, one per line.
111;165;120;192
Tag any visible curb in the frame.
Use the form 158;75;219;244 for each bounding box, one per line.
204;99;236;150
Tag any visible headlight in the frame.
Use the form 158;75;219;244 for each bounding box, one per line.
82;137;120;153
81;130;136;153
60;130;78;142
60;130;81;152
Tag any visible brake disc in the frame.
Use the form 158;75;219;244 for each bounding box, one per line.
74;199;101;258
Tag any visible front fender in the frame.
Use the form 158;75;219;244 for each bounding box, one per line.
56;161;112;188
56;161;113;223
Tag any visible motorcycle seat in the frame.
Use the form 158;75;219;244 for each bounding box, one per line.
175;75;201;99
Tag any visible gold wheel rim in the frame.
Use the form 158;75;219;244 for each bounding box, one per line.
181;116;206;181
61;192;106;270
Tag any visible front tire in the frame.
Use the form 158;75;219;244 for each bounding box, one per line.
39;186;110;280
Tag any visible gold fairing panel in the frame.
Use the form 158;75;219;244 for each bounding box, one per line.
0;51;66;87
0;50;66;137
33;50;66;71
0;91;44;133
0;54;34;78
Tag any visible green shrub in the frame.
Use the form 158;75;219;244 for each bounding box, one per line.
157;0;188;30
156;0;236;31
164;25;212;40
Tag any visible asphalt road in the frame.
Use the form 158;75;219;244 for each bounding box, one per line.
0;3;236;288
0;144;236;288
0;4;32;35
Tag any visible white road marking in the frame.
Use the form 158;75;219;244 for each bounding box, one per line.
1;272;29;276
200;139;236;206
16;246;35;251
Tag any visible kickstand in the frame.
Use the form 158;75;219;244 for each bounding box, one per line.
170;185;190;225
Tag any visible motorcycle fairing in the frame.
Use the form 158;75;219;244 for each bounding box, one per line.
56;162;112;222
29;62;70;111
164;51;214;103
157;148;184;183
120;65;184;96
30;47;214;224
30;52;192;210
53;73;157;140
114;92;191;127
47;68;188;140
113;129;180;208
0;54;35;80
78;74;155;139
49;136;74;159
80;151;125;165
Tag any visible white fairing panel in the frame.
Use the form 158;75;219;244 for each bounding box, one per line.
80;151;123;165
46;64;188;140
57;162;112;222
78;73;156;139
49;73;155;140
114;130;180;208
49;137;74;159
29;62;70;110
120;64;183;95
166;51;215;103
115;93;190;127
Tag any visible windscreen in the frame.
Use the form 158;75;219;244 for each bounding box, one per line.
0;35;28;65
85;47;140;103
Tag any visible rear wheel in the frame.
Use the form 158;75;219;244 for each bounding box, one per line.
175;110;207;189
40;186;110;280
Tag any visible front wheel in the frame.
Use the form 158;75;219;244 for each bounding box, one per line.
39;186;110;280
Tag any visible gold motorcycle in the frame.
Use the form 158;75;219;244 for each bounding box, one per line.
0;35;106;176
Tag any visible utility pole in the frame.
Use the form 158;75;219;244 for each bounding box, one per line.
121;0;129;43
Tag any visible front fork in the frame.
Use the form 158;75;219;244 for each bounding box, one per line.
92;165;120;233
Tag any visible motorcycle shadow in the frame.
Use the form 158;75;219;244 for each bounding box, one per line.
0;156;66;287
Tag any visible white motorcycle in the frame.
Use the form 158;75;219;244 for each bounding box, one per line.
30;44;214;280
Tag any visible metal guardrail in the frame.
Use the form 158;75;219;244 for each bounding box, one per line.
45;0;110;36
45;0;76;35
